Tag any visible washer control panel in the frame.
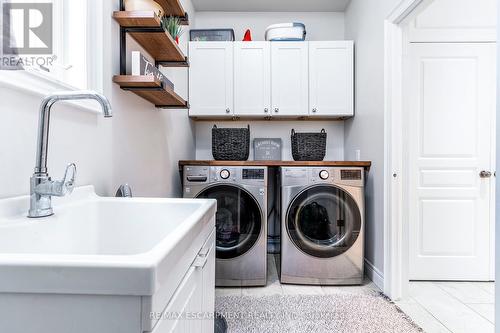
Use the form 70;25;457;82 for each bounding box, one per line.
243;168;265;180
184;166;267;185
341;169;362;180
184;166;209;183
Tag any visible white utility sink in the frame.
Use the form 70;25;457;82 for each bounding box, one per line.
0;186;216;333
0;185;215;295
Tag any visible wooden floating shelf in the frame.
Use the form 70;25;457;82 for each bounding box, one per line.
128;29;186;63
113;11;162;27
113;12;188;65
113;75;188;108
154;0;187;19
179;160;372;170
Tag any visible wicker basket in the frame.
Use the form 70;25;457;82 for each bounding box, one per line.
212;125;250;161
291;129;327;161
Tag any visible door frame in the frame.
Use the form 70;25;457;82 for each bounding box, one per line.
383;0;434;300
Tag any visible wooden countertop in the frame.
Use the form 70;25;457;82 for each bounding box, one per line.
179;160;371;170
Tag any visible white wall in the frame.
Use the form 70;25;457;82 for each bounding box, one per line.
105;0;196;198
343;0;401;280
194;11;345;41
193;11;346;160
0;0;196;200
195;121;344;160
0;88;112;199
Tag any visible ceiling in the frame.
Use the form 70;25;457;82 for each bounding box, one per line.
191;0;351;12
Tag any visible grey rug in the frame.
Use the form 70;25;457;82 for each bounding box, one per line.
216;292;423;333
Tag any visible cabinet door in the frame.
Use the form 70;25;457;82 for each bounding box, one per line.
152;230;216;333
201;231;215;333
189;42;234;117
152;266;203;333
309;41;354;117
234;42;271;117
271;42;309;117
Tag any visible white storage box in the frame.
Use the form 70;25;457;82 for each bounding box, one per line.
265;23;306;41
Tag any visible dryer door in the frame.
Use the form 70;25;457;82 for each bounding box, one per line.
286;185;361;258
196;184;263;259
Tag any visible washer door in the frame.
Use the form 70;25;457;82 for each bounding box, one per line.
196;184;262;259
286;185;361;258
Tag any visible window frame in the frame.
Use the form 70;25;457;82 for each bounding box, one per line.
0;0;104;113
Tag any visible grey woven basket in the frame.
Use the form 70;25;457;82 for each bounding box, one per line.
291;128;327;161
212;125;250;161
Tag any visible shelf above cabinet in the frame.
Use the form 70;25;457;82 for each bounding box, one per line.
113;11;162;27
113;12;189;67
153;0;187;20
113;10;188;27
113;75;188;109
128;28;187;64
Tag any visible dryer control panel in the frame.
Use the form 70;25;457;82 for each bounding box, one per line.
281;167;364;187
184;166;267;186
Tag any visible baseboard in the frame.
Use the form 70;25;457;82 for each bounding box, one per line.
364;259;384;291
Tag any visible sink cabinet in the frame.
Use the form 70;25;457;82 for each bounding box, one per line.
0;227;216;333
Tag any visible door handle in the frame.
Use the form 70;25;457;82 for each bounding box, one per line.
479;170;492;178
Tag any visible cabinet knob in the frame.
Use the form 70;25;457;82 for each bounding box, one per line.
312;108;317;113
274;108;279;113
225;108;231;114
264;108;269;113
480;170;492;178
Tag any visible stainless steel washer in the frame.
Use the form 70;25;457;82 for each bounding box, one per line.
183;165;267;286
280;167;365;285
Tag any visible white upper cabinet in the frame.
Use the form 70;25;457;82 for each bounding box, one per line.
309;41;354;117
234;42;271;116
188;41;354;119
271;42;309;117
189;42;234;117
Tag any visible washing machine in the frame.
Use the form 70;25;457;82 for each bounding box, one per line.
183;165;267;286
280;167;364;285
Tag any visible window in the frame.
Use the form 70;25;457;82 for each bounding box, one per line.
1;0;103;92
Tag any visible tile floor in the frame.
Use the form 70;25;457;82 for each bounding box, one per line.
396;281;495;333
217;255;495;333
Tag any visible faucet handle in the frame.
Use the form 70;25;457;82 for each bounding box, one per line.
35;163;77;197
59;163;77;195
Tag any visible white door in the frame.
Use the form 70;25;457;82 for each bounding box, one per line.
408;43;496;280
271;42;308;117
309;41;354;117
189;42;233;117
234;42;271;117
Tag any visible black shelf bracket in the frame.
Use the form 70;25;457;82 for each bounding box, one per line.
156;58;189;67
119;26;189;73
117;0;190;108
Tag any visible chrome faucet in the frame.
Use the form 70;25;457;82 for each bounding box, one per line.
28;91;113;218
